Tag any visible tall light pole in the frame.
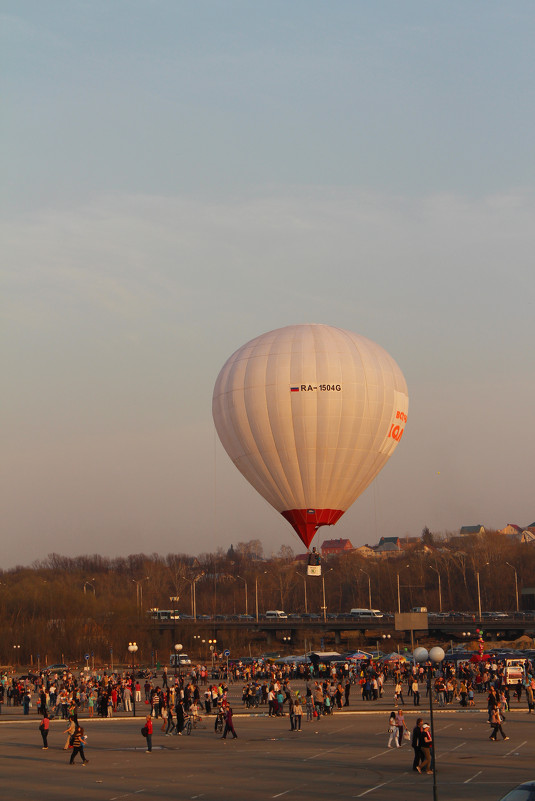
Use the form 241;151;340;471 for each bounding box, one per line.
295;572;308;614
414;646;445;801
128;642;138;717
133;577;150;617
208;639;217;669
476;562;489;622
236;575;248;616
264;569;284;609
321;568;333;622
397;564;410;613
359;568;372;610
428;565;442;613
174;643;182;679
255;576;259;622
183;574;203;620
505;562;519;612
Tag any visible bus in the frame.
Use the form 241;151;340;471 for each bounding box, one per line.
150;609;181;621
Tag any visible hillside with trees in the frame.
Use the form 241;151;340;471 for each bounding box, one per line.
0;530;533;667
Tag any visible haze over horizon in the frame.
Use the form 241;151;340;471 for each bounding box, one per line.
2;1;534;569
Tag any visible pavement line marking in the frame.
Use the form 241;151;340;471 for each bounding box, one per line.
355;778;395;797
464;770;482;783
303;745;348;761
442;741;466;753
328;724;354;735
272;791;292;798
367;748;394;761
503;740;527;758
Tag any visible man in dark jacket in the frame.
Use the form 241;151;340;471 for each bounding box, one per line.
411;717;424;771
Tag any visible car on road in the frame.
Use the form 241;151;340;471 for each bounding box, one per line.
498;780;535;800
46;663;69;672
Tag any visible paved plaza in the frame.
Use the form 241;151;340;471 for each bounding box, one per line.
0;690;533;801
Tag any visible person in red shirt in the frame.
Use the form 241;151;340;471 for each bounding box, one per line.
145;715;153;752
40;710;50;749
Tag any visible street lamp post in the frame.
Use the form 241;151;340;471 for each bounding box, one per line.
295;572;308;614
174;643;183;679
264;569;284;610
236;575;248;616
414;645;445;801
476;562;489;621
505;562;519;612
359;568;372;610
183;575;203;620
428;565;442;613
133;577;150;617
128;642;138;717
255;576;259;622
208;639;217;671
321;569;333;622
397;564;410;613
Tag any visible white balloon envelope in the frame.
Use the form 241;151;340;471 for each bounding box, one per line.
212;324;408;548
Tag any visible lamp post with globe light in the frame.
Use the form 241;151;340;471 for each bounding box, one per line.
174;643;183;679
414;646;445;801
128;642;138;717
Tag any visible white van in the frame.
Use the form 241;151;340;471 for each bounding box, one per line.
265;610;288;619
349;608;383;619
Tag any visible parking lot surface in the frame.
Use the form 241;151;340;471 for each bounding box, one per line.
1;703;533;801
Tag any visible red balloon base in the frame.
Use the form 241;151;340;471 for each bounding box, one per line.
281;508;345;548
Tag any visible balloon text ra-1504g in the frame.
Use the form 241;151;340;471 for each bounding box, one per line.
212;324;408;549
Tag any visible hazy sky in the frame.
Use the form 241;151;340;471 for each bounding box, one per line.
2;1;534;569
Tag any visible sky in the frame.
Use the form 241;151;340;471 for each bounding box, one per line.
2;1;534;569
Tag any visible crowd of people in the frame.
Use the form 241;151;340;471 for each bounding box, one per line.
1;651;534;764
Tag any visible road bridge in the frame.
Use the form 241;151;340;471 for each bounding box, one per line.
149;614;533;646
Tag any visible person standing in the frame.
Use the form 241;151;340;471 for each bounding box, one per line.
344;678;351;707
395;708;407;747
69;723;88;765
175;699;185;735
411;717;424;771
145;715;153;752
412;678;420;706
294;698;303;731
124;684;132;713
40;710;50;750
288;697;295;731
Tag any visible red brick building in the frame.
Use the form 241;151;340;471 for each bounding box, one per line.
321;538;354;556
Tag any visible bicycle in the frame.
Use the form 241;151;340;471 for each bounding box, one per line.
214;710;225;734
184;713;203;735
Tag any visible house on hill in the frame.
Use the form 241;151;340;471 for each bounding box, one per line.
321;538;354;556
499;524;523;536
459;525;486;536
521;528;535;543
355;545;377;558
375;536;402;555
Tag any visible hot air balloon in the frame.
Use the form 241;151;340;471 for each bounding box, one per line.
212;324;408;557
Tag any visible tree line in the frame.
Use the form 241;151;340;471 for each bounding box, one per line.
0;530;532;667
